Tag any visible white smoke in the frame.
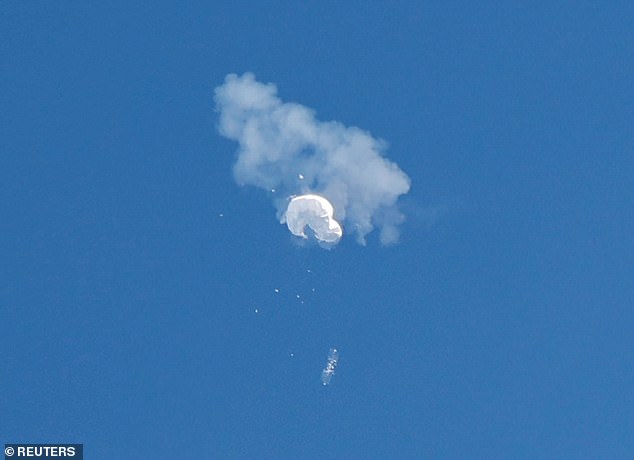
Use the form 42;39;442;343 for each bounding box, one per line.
214;72;411;245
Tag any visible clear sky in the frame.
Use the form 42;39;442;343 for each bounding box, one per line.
2;2;634;458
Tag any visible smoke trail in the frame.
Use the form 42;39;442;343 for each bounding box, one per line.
214;73;411;245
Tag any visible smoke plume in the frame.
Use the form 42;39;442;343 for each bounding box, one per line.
214;73;411;245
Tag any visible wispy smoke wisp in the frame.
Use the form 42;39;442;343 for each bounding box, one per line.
215;73;411;245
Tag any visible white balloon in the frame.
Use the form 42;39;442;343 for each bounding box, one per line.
284;194;342;244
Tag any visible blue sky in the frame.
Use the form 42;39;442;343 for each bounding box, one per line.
2;2;634;458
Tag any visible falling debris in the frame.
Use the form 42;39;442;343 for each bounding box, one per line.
254;308;259;313
298;173;304;180
274;288;280;293
321;348;339;385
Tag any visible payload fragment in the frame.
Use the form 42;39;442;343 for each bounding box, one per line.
321;347;339;385
283;194;342;244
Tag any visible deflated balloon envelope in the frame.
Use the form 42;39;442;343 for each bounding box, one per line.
284;194;342;244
